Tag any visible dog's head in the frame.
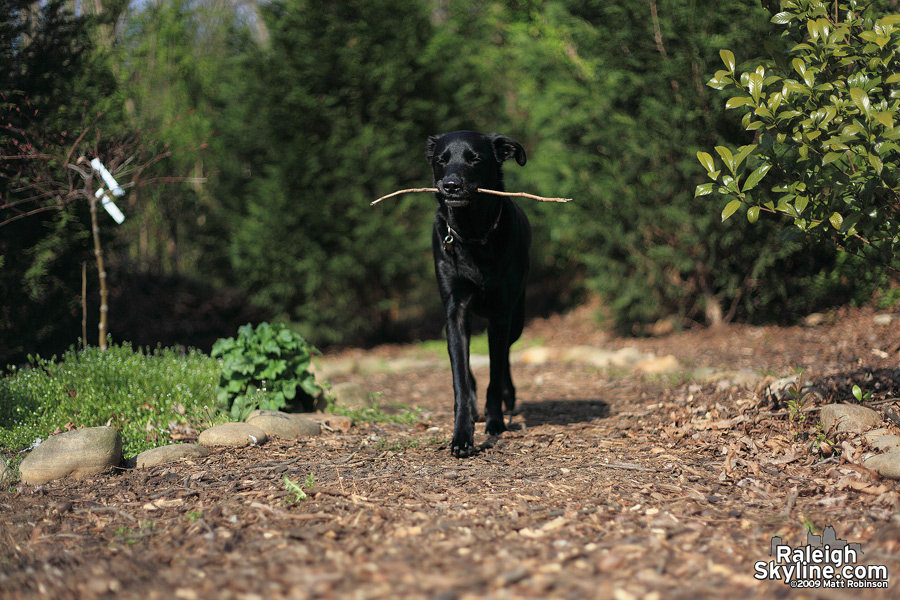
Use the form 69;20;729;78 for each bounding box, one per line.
426;131;526;208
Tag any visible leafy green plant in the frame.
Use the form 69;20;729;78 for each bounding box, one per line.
851;383;873;402
283;473;315;503
698;1;900;269
787;372;811;426
211;323;324;420
113;521;156;546
0;344;218;457
801;514;818;534
809;424;836;455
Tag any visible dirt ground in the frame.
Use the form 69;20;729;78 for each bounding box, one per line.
2;304;900;599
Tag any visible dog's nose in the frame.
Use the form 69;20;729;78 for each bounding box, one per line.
442;178;462;195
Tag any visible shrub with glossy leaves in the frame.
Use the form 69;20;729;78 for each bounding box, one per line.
697;0;900;268
211;322;323;420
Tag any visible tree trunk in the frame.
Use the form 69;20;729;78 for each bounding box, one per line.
89;194;109;350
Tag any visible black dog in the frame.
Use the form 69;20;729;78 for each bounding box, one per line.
426;131;530;457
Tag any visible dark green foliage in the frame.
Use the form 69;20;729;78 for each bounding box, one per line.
0;1;121;365
211;323;324;420
219;0;447;344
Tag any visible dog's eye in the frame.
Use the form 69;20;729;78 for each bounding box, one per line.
435;152;450;166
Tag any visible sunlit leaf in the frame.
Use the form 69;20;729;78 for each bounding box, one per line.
829;212;843;230
697;151;715;173
715;146;736;174
874;112;894;128
695;183;714;197
869;152;884;174
771;12;793;25
747;206;760;223
726;96;755;109
748;73;764;103
721;199;742;222
822;151;844;165
720;49;736;72
734;144;757;168
850;87;872;117
742;164;772;191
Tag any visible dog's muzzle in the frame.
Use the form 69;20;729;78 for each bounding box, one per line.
439;178;471;207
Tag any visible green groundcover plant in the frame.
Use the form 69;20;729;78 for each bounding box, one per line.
0;344;220;457
697;0;900;269
211;322;324;420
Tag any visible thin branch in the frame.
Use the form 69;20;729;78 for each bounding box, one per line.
478;188;572;203
371;187;572;206
0;153;58;161
0;205;63;228
63;112;101;167
370;187;438;205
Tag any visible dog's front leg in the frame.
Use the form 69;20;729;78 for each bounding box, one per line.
446;296;477;457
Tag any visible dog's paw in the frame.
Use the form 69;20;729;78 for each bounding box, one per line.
485;418;507;437
450;433;477;458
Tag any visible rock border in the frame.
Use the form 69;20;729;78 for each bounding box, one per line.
14;410;336;486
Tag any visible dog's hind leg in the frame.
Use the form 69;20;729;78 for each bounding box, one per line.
499;293;526;415
486;314;516;436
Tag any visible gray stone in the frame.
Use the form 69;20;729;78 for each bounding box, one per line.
385;357;439;372
310;357;358;380
329;382;372;409
134;444;210;468
246;410;321;438
690;366;721;382
869;434;900;452
874;314;895;326
19;426;122;485
765;375;799;401
560;346;616;368
320;414;353;432
469;354;491;369
765;375;824;403
733;369;765;388
514;346;558;365
0;455;8;485
820;404;882;434
635;355;681;375
610;347;650;368
198;422;268;448
863;450;900;480
863;428;893;442
803;313;826;327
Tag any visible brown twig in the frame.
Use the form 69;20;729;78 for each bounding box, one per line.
479;189;571;203
371;187;571;206
370;187;437;205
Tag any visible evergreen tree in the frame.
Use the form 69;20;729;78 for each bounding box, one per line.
223;0;449;343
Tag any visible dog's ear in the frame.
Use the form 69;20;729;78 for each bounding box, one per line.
425;135;439;162
489;134;527;166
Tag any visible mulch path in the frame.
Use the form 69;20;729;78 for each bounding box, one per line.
2;305;900;599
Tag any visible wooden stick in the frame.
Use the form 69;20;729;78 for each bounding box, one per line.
371;187;571;206
370;187;437;205
477;189;571;203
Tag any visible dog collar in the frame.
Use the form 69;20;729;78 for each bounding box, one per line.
442;205;503;255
